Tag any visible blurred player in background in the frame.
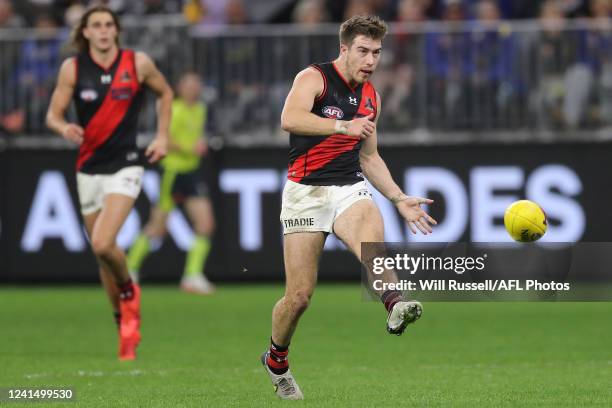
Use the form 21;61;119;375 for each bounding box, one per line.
261;15;436;399
45;6;173;360
127;72;216;295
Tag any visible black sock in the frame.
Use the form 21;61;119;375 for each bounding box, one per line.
118;278;134;300
113;311;121;328
381;290;402;312
267;338;289;375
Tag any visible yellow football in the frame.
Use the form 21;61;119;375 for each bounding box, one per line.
504;200;548;242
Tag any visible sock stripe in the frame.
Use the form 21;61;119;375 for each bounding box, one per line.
267;339;289;374
382;290;402;312
118;279;135;300
269;352;288;363
267;355;288;369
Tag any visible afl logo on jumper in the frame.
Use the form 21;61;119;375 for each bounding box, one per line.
80;89;98;101
322;106;344;119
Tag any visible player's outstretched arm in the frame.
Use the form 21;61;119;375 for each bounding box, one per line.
46;58;84;145
359;93;437;235
281;67;375;137
136;52;173;163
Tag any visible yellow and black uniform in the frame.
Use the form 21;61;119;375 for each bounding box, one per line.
158;98;208;212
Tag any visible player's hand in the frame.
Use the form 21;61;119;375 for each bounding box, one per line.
194;139;208;157
61;123;84;145
395;195;437;235
145;135;167;163
345;112;375;139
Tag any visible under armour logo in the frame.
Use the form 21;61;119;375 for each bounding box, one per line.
101;74;112;84
349;96;358;105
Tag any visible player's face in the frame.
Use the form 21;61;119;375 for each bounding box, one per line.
83;12;118;53
343;35;382;84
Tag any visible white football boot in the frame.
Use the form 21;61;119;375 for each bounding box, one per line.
260;352;304;400
180;274;216;295
386;300;423;335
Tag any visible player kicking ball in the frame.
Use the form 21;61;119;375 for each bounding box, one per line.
261;15;436;399
46;6;173;360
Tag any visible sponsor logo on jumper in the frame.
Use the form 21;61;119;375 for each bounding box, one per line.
322;106;344;119
349;96;358;105
111;87;133;100
80;89;98;101
283;217;315;228
101;74;112;84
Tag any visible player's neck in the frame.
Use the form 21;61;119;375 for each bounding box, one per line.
332;58;358;88
89;46;119;69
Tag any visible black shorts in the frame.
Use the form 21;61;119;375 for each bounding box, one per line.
159;168;209;211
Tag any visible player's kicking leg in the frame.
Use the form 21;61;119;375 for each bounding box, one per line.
262;231;325;400
333;199;422;335
84;193;142;360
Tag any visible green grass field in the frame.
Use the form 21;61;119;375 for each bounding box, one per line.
1;285;611;407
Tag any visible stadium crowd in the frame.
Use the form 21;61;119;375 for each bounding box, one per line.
1;0;612;136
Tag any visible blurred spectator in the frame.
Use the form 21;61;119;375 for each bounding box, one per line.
469;0;521;128
292;0;329;27
374;0;425;130
184;0;204;24
226;0;249;24
369;0;397;20
398;0;427;22
529;0;582;129
424;0;472;128
589;0;612;17
126;0;182;16
577;0;612;125
498;0;545;19
441;0;465;21
0;0;25;28
7;12;64;133
199;0;229;25
343;0;375;20
194;0;249;26
420;0;443;19
88;0;126;15
0;0;26;134
64;2;86;27
558;0;586;17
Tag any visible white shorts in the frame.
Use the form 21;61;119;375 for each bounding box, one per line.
280;180;373;234
76;166;144;215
